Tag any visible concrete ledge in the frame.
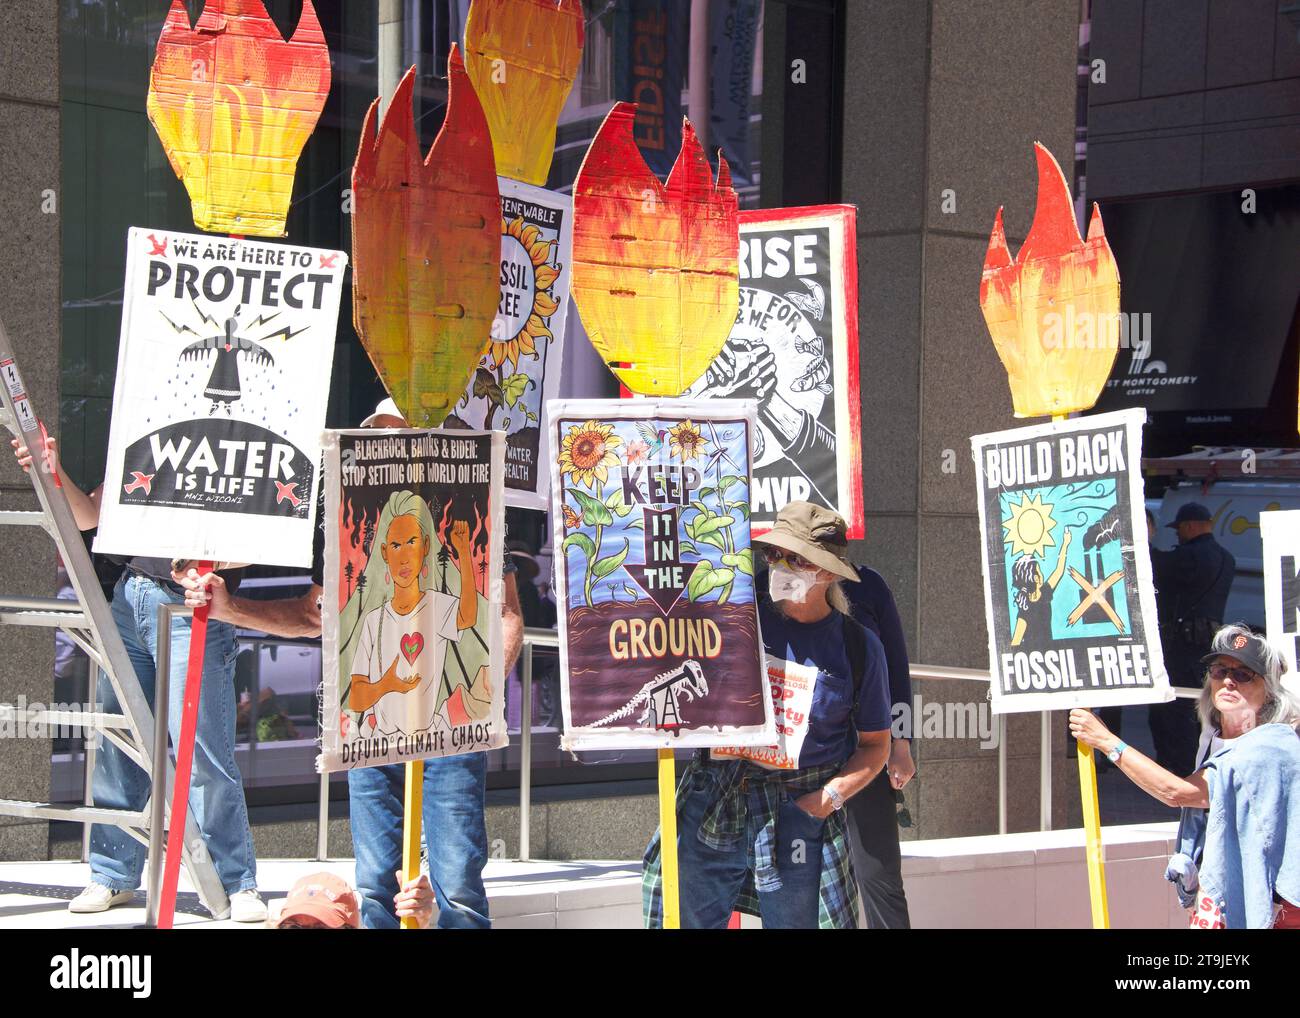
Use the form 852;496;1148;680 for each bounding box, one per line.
1;822;1186;929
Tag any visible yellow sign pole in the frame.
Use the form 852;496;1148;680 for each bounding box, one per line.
400;760;423;930
657;748;680;929
1050;412;1110;930
1077;740;1110;928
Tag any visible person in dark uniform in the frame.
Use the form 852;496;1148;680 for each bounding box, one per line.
1149;502;1236;776
844;565;914;929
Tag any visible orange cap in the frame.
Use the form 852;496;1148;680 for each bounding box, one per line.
273;872;360;929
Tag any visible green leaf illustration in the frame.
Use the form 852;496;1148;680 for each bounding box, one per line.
604;491;633;517
591;540;630;580
569;488;613;526
473;366;503;405
623;583;641;600
561;532;595;561
526;410;538;423
722;549;753;576
626;515;645;530
695;514;736;537
501;372;530;408
686;562;714;602
719;474;744;493
726;500;751;519
699;486;716;499
679;540;698;556
698;531;726;550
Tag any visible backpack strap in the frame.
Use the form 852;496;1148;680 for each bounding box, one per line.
841;613;868;713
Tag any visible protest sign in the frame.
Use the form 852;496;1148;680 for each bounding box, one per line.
1262;510;1300;682
449;178;572;508
93;227;345;567
319;428;506;772
711;657;818;769
548;398;772;751
972;408;1170;714
685;205;861;536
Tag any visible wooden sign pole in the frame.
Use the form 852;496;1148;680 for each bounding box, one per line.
401;760;424;929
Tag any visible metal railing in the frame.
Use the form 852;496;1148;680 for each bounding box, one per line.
311;647;1080;858
83;616;1200;867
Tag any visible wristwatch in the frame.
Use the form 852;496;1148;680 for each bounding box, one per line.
1106;740;1128;765
823;784;845;812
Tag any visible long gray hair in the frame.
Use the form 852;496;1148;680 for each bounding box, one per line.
1197;623;1300;730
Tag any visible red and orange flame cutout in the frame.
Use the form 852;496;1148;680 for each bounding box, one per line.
571;104;739;397
465;0;584;186
147;0;331;237
351;48;501;428
980;143;1122;418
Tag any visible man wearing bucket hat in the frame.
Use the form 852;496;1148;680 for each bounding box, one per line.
643;502;893;929
1070;624;1300;928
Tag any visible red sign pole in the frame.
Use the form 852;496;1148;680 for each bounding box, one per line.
154;562;214;931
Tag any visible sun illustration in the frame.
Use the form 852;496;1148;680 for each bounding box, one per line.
558;420;622;491
1002;492;1059;559
490;216;561;369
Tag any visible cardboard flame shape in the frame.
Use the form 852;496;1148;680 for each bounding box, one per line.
466;0;584;186
980;143;1122;418
571;103;739;397
351;49;500;428
147;0;331;237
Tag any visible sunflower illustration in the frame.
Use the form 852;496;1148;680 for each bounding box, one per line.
667;420;707;462
491;216;561;369
558;420;623;490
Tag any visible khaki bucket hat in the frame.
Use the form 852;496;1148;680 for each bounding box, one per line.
753;501;858;582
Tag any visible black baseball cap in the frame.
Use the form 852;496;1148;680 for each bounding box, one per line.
1201;628;1276;680
1167;502;1212;527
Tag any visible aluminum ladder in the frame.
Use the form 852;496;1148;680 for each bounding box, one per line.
0;317;227;919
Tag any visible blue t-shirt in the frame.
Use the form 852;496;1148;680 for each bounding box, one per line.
758;600;892;769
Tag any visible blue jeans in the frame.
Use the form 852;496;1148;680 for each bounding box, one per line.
89;574;258;896
348;753;490;929
676;764;825;929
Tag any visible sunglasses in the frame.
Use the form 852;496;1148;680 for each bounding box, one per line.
761;546;814;571
1207;663;1259;684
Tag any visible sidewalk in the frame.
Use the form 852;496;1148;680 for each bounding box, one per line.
0;858;643;930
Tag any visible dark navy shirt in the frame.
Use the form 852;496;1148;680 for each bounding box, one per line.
845;565;912;735
757;599;892;769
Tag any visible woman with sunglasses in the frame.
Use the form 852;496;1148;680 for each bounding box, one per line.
1069;624;1300;929
642;501;893;929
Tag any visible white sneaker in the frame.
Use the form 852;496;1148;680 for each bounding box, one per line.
229;889;267;923
68;884;134;913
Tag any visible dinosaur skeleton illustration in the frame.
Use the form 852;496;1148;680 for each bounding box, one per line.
589;660;709;734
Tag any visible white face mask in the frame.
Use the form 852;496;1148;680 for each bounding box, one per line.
769;560;819;604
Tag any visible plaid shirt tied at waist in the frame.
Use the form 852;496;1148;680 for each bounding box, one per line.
643;753;861;929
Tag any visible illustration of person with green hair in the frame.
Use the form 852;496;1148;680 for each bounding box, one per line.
339;490;488;737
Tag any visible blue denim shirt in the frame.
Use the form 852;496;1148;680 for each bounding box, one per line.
1199;723;1300;929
